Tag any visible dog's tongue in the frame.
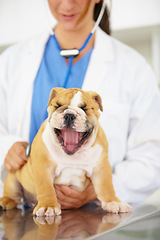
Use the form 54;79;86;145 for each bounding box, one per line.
61;128;82;152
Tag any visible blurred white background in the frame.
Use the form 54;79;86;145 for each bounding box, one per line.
0;0;160;83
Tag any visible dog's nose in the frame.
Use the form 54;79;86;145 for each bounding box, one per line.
64;113;76;127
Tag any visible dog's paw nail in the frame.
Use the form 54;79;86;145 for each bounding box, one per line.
45;207;54;216
45;207;61;216
54;207;61;216
34;207;45;216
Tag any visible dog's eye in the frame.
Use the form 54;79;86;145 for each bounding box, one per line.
80;103;87;112
55;102;62;109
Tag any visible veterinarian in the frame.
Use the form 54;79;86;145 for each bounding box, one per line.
0;0;160;209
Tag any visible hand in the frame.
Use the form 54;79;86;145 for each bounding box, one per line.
55;182;97;209
4;141;28;172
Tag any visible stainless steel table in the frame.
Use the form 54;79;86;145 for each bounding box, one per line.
0;190;160;240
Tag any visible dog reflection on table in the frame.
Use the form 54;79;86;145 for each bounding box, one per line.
0;206;131;240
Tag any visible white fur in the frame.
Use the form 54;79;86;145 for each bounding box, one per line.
49;107;87;132
70;91;83;107
54;168;88;191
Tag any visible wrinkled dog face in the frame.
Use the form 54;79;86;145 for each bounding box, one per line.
47;88;103;155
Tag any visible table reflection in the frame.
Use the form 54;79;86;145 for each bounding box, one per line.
0;203;131;240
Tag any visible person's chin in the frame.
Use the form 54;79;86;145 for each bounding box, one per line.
59;23;78;32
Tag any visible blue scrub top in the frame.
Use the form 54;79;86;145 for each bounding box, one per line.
29;35;93;143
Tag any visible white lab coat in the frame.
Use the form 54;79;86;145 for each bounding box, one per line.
0;27;160;204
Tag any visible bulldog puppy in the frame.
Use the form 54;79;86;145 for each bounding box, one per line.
0;88;133;216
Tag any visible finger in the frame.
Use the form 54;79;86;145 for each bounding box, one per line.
14;142;28;161
5;151;25;172
5;159;20;172
4;162;13;172
57;185;84;199
55;186;75;203
55;187;82;209
58;199;81;209
55;183;97;209
9;148;26;166
58;184;96;202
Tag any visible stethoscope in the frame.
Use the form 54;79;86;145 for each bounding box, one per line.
25;1;106;157
51;1;106;88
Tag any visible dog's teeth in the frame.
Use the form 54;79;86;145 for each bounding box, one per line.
79;132;83;141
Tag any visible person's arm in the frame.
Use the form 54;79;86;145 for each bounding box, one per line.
112;64;160;204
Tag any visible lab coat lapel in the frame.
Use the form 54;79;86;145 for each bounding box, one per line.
16;32;50;138
82;28;115;91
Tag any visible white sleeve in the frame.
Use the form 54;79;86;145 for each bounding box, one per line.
112;64;160;204
0;52;23;191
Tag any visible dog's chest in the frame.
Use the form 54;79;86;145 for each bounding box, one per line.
53;144;102;191
54;168;90;192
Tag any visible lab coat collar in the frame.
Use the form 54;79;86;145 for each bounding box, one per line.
25;27;115;62
22;27;115;94
82;27;115;91
25;31;51;55
94;27;115;63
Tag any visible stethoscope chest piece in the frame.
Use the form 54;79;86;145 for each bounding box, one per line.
60;49;79;58
25;143;31;157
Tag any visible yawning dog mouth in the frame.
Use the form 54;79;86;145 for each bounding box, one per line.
54;127;93;155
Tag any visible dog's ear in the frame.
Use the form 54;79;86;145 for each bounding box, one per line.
87;91;103;112
48;87;64;106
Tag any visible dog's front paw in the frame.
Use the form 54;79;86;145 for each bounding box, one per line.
33;204;61;216
102;201;133;214
0;197;17;210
